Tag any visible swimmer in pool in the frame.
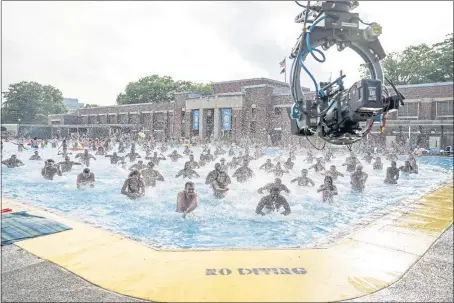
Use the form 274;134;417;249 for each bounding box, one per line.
399;160;412;173
343;152;360;173
175;162;200;179
259;159;274;172
270;162;289;178
322;165;344;181
95;146;105;156
167;150;183;162
141;162;164;187
145;152;166;166
77;168;95;189
121;170;145;199
363;152;373;164
58;147;72;158
58;156;82;173
183;146;192;155
29;151;42;161
125;148;141;162
255;187;291;216
129;160;146;171
283;157;294;170
42;159;62;180
290;169;315;187
2;154;25;168
206;163;231;198
257;178;290;195
75;150;96;167
185;154;200;170
305;150;314;163
204;149;215;163
308;157;325;173
384;161;400;184
350;164;368;192
317;176;338;203
373;157;383;170
176;182;198;218
228;156;241;170
105;152;124;165
232;160;254;183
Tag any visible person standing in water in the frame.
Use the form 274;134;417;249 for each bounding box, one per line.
141;162;165;188
58;156;82;173
206;163;231;199
350;164;368;192
2;154;25;168
384;161;400;184
232;160;254;183
75;149;96;167
146;152;166;166
322;165;344;181
77;168;95;189
121;170;145;199
255;187;291;216
167;150;183;162
373;157;383;170
176;182;198;218
290;169;315;187
317;176;338;203
129;160;146;171
259;159;274;172
257;178;290;194
42;159;62;180
29;151;42;161
175;162;200;179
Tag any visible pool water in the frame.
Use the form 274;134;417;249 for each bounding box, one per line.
1;142;452;250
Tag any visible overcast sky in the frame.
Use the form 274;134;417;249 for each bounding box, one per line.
2;1;453;106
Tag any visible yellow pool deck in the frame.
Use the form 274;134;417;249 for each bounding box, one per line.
2;182;453;302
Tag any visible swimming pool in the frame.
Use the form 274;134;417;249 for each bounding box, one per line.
2;142;452;250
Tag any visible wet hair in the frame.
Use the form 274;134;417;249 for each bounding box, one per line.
391;161;396;166
185;181;195;188
302;169;308;173
129;170;140;177
148;161;155;168
275;178;282;183
270;186;280;193
83;168;90;173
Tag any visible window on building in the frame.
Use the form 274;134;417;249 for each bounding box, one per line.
397;103;419;119
251;108;256;119
436;101;453;117
96;115;101;124
274;107;281;115
51;121;60;125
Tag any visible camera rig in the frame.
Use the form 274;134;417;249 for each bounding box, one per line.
289;1;405;145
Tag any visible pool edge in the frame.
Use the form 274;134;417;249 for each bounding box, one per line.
2;182;452;302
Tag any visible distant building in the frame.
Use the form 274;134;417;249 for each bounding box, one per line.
48;79;453;148
62;98;84;113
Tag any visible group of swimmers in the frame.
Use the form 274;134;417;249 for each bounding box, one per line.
2;134;421;218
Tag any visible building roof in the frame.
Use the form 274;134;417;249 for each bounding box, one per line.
393;82;453;99
211;78;290;94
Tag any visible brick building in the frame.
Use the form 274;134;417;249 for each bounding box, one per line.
48;79;453;149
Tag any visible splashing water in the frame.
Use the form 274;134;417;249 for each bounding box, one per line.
1;142;452;249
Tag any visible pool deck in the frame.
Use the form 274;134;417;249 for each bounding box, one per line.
1;182;453;302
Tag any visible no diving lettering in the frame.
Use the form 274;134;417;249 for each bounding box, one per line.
205;268;307;276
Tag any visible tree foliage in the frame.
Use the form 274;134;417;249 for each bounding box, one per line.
116;75;212;105
1;81;66;124
359;33;453;85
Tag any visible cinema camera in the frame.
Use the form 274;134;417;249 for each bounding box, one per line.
289;1;405;145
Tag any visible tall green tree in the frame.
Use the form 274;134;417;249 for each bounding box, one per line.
116;75;212;105
1;81;66;124
359;33;453;85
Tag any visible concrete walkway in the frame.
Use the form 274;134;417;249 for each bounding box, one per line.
1;225;452;302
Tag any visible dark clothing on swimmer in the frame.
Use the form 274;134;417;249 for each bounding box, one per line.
256;194;291;216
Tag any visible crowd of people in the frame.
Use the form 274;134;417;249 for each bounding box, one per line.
1;132;421;218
